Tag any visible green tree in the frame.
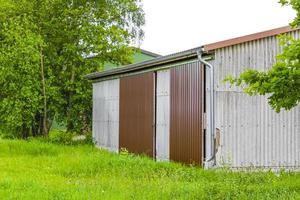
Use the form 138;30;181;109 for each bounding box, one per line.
0;0;144;137
225;0;300;112
0;12;42;138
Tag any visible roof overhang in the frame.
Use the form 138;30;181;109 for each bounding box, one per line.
86;26;297;81
140;49;161;57
85;47;205;80
204;26;294;51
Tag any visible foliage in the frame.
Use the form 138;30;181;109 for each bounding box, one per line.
83;132;95;145
48;130;75;145
47;129;94;145
224;1;300;112
0;0;144;137
279;0;300;27
0;139;299;199
0;10;43;137
0;128;16;139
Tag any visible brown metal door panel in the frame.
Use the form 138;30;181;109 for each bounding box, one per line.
119;72;155;158
170;62;203;165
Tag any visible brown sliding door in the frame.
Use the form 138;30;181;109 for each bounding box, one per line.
170;62;204;165
119;72;155;158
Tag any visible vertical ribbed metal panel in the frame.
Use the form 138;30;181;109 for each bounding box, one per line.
170;61;204;165
119;72;155;158
214;30;300;169
93;79;119;152
156;70;170;161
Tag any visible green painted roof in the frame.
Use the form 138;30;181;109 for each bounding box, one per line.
103;49;160;71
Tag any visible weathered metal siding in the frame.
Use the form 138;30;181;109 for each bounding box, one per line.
214;31;300;168
93;79;119;152
170;61;204;165
156;70;170;161
119;72;155;158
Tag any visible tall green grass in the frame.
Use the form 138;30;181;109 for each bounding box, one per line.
0;139;299;199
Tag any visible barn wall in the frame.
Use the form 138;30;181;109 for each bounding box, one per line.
214;31;300;168
156;70;170;161
93;79;119;152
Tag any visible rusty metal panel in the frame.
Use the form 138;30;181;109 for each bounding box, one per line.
170;61;204;165
119;72;155;158
213;30;300;169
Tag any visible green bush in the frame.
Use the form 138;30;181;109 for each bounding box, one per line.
0;131;15;139
82;132;94;145
48;130;74;145
0;127;18;139
48;130;94;145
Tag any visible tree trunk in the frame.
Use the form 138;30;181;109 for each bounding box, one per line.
80;113;91;135
32;124;37;137
21;124;29;139
47;116;53;134
32;113;43;137
66;66;75;132
40;45;48;136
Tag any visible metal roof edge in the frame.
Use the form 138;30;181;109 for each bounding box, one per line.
85;46;203;80
139;49;161;57
86;26;298;80
85;48;160;60
204;26;296;51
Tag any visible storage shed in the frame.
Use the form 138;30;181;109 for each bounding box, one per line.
86;26;300;169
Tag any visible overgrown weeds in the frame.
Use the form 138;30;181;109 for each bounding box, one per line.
0;139;299;199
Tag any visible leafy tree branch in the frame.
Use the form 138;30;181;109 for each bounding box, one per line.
224;1;300;112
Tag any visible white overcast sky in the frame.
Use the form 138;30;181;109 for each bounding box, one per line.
140;0;296;55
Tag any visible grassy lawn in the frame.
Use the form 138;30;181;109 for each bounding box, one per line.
0;139;299;200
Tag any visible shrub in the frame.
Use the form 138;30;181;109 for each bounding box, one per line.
48;130;94;145
48;130;74;145
0;127;19;139
81;132;94;145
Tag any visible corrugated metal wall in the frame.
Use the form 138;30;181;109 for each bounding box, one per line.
214;31;300;168
93;79;120;152
119;72;155;158
156;70;170;161
170;61;204;165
